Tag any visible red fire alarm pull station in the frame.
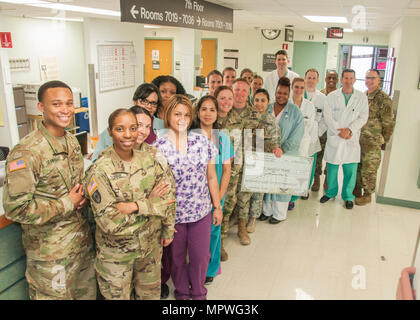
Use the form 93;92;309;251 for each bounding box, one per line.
0;32;12;48
282;43;288;50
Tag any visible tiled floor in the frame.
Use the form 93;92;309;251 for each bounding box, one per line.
166;179;420;300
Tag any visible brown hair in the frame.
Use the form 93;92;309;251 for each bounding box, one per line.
207;69;223;82
214;85;233;98
240;68;253;77
222;67;236;77
292;77;305;87
108;108;136;130
305;68;319;78
164;94;194;129
252;75;263;83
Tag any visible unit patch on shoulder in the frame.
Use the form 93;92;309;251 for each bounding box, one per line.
92;190;101;203
9;159;26;172
87;177;98;197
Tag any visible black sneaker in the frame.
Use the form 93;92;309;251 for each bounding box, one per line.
160;283;169;299
204;277;214;285
345;201;354;209
288;202;295;210
269;217;282;224
320;195;331;203
301;195;309;200
258;213;269;221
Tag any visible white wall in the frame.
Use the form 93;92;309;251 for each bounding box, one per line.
384;16;420;202
200;28;389;78
0;15;87;95
83;18;145;134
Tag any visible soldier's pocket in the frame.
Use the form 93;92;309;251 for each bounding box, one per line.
38;167;66;196
7;168;35;196
139;217;162;253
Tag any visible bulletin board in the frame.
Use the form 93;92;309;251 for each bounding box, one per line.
97;44;136;93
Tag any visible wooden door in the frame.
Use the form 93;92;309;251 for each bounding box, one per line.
144;39;173;83
200;39;217;77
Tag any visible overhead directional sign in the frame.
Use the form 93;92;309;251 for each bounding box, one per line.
120;0;233;33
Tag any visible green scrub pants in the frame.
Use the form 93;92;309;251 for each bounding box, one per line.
325;162;358;201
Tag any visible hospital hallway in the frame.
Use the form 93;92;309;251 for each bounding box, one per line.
165;175;420;300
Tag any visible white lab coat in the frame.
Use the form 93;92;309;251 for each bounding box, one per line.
306;90;327;136
323;88;369;165
291;97;321;157
264;69;299;103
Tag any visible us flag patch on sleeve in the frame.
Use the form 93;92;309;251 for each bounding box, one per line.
87;177;98;197
9;159;26;172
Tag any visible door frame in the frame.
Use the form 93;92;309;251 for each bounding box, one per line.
201;38;218;73
336;43;388;78
292;41;328;90
144;37;175;80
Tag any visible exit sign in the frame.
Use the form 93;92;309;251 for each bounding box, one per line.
326;27;343;39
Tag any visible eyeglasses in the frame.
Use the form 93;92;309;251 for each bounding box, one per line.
139;98;158;106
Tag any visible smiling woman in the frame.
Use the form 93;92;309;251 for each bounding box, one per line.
84;107;176;300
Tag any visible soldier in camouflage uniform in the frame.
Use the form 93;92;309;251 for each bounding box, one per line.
355;69;395;205
313;71;339;192
248;89;282;232
215;86;242;261
222;79;280;247
84;109;175;300
3;81;96;300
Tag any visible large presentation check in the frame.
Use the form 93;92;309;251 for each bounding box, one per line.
241;151;313;196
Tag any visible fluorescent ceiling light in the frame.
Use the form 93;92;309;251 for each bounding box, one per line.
36;16;84;22
0;0;121;17
324;27;353;32
305;16;348;23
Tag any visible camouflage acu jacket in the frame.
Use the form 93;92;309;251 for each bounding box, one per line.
3;122;91;261
360;88;395;146
84;146;175;239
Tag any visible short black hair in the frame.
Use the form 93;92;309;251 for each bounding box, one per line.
275;50;289;58
254;88;270;101
108;108;136;130
207;70;223;82
276;77;291;90
151;75;186;95
132;83;161;115
191;95;218;130
342;68;356;78
37;80;72;102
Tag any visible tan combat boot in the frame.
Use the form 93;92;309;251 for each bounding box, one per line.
311;175;320;191
246;217;256;233
355;193;372;206
220;238;228;261
238;219;251;245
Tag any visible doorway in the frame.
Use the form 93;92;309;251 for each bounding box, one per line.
144;39;173;83
338;45;389;93
293;41;328;90
200;39;217;77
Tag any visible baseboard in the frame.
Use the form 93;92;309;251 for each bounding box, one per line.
376;196;420;210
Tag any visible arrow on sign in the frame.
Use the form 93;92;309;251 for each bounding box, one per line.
130;5;139;19
196;16;201;26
